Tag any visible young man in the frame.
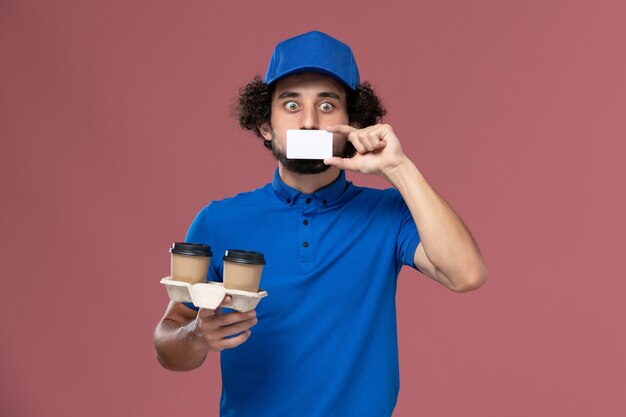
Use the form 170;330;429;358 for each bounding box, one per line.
154;31;487;417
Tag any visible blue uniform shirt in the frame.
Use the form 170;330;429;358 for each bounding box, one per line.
185;169;421;417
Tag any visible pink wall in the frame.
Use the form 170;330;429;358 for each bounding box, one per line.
2;1;625;416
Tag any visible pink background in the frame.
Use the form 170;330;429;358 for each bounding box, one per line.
1;1;625;416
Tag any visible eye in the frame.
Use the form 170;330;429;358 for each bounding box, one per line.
285;101;299;111
319;102;334;112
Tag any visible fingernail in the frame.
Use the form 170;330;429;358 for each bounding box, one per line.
248;311;256;318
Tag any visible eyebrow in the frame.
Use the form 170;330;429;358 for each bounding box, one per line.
319;91;342;100
277;91;342;100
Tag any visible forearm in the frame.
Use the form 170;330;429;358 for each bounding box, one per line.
154;318;209;371
384;157;487;285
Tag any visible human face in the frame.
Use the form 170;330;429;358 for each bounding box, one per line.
260;72;354;174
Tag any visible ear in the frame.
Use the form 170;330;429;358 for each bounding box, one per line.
258;122;273;141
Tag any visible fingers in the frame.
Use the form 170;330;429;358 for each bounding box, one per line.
326;156;368;174
199;309;255;330
197;307;216;319
215;295;232;315
324;157;359;173
196;307;258;352
211;317;257;340
324;157;347;169
325;124;357;135
213;309;256;327
350;133;369;154
329;124;388;154
210;329;252;351
351;129;386;153
219;295;232;307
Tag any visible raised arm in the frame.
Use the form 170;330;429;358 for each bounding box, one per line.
325;123;488;292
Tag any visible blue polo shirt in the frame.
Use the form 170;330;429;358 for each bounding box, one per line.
185;169;421;417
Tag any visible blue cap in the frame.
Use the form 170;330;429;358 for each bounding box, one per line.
264;31;360;90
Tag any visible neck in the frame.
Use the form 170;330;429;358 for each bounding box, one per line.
278;164;341;194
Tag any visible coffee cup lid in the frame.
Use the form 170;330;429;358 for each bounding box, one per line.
223;249;265;265
170;242;212;257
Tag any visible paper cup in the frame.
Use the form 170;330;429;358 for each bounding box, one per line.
223;250;265;293
169;242;212;284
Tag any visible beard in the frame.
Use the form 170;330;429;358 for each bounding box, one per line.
269;130;357;175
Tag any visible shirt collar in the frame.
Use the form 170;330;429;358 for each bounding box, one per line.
271;168;349;206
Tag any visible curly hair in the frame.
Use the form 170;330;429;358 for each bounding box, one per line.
232;75;386;150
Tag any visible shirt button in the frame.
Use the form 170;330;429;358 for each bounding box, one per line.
303;219;309;225
303;241;309;248
306;198;312;204
287;198;291;204
322;199;327;205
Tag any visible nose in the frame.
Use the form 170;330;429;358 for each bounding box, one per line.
299;106;319;130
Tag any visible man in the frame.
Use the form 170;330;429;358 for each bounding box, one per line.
154;31;487;417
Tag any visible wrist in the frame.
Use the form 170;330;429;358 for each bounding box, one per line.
381;155;418;186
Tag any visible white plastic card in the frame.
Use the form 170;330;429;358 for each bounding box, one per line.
286;130;333;159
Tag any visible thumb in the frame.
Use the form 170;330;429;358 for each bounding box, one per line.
324;157;347;169
197;307;215;319
216;295;232;315
325;157;361;173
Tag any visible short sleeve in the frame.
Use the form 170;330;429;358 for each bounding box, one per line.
391;190;421;270
185;206;210;246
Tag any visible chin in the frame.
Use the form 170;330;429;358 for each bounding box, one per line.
282;159;330;175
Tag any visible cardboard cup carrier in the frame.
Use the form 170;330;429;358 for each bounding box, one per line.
161;244;267;312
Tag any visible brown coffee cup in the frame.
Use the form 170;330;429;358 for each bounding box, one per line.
169;242;212;284
222;250;265;293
